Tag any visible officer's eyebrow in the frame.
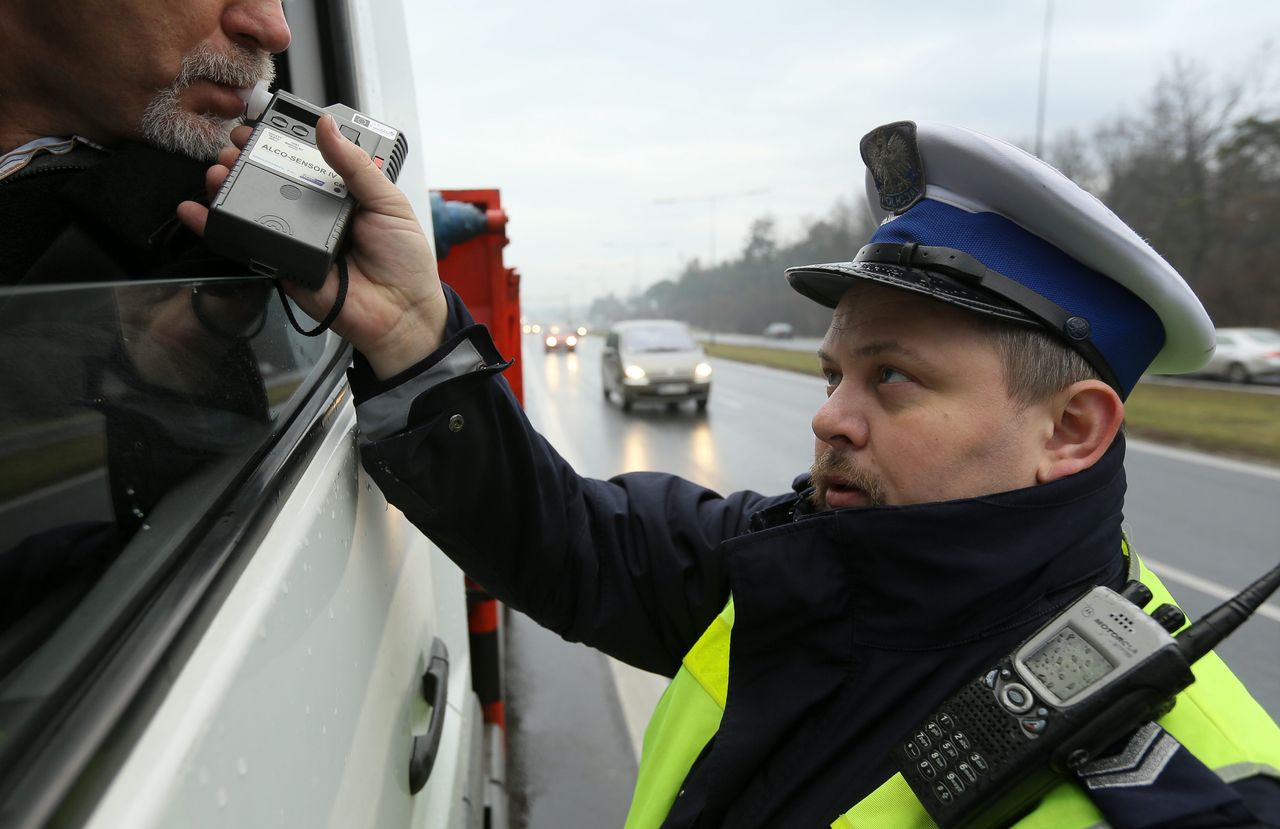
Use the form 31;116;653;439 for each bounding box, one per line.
818;340;937;370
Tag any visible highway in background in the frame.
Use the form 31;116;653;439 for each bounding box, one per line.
507;333;1280;827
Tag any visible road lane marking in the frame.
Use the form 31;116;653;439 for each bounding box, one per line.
607;658;669;762
1144;557;1280;623
1127;439;1280;482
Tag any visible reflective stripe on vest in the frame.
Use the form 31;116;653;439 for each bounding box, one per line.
623;549;1280;829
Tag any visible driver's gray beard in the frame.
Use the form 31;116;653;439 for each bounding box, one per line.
140;43;274;161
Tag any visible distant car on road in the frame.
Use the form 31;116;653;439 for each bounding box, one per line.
602;320;712;413
1202;328;1280;383
763;321;794;340
544;324;579;352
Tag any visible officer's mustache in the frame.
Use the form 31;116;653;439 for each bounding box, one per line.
809;449;887;510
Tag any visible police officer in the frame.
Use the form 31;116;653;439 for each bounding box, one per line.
184;119;1280;828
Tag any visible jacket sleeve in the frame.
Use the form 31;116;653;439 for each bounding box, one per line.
351;286;787;676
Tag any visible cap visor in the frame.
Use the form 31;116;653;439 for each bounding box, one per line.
786;260;1037;325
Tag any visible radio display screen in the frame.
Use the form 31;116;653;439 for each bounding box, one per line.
1025;626;1115;701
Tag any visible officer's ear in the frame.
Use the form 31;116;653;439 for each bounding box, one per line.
1035;380;1125;484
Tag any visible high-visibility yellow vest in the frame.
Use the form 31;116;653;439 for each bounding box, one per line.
623;552;1280;828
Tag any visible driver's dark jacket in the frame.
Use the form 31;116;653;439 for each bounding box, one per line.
0;142;267;655
352;286;1280;828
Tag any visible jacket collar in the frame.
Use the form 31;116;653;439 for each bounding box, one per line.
730;433;1128;650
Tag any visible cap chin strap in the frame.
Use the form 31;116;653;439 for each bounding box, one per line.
854;242;1123;394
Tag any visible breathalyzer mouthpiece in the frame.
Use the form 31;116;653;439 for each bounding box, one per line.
236;81;273;121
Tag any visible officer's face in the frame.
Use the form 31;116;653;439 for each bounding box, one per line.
810;283;1051;508
17;0;289;158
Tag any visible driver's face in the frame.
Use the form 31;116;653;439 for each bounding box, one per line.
810;283;1052;508
24;0;290;157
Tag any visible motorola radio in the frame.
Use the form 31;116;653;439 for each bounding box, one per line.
893;561;1280;829
204;87;408;290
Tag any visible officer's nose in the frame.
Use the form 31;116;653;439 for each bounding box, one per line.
811;386;869;451
223;0;292;54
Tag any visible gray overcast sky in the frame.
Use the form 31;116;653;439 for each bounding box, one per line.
406;1;1279;313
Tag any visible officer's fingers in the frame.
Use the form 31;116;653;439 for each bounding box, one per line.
230;124;254;149
314;114;405;210
177;200;209;237
205;164;231;202
217;145;239;169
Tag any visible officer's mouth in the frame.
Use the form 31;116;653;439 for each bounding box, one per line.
823;477;874;509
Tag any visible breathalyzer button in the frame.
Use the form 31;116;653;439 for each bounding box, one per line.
1021;718;1048;736
926;721;944;740
339;124;361;144
904;741;921;759
932;782;953;804
270;116;289;129
373;156;386;170
918;760;936;780
290;124;310;138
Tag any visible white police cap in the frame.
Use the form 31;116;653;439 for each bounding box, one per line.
785;120;1215;398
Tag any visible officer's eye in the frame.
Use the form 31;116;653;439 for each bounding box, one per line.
822;370;840;394
878;366;910;385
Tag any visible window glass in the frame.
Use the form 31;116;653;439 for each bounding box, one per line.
621;325;697;353
1246;329;1280;345
0;276;334;759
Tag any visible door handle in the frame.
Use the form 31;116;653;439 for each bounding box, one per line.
408;637;449;794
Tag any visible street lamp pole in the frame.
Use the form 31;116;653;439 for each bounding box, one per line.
1035;0;1055;158
654;188;769;267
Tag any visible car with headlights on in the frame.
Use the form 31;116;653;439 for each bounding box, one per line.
543;324;579;352
601;319;712;413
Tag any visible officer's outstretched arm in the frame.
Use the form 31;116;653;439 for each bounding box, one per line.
177;115;447;380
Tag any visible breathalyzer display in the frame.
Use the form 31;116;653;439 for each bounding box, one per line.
893;561;1280;829
204;88;408;290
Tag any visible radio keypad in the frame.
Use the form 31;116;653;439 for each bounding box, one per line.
918;759;936;780
943;771;966;796
913;731;932;750
903;741;921;760
957;762;979;785
926;721;945;740
932;782;954;804
940;740;959;760
969;752;989;773
953;731;971;751
928;750;948;772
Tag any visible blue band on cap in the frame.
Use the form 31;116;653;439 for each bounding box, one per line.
870;199;1164;396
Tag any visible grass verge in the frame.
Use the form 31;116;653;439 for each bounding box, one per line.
705;343;1280;465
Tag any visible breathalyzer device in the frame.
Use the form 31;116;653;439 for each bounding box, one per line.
893;561;1280;829
204;88;408;290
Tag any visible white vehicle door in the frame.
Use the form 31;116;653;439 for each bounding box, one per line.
0;3;495;827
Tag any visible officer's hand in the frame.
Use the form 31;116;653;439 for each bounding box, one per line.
177;116;448;380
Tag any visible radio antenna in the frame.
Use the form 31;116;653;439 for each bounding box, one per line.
1176;562;1280;663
